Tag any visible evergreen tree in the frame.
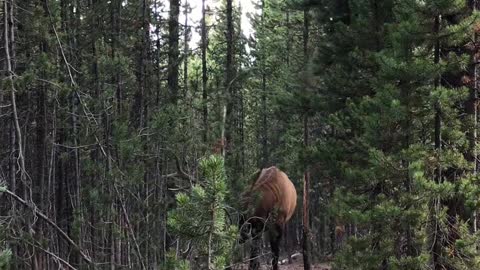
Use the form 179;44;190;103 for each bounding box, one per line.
168;155;236;270
308;0;480;268
3;0;480;269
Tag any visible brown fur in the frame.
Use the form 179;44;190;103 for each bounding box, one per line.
246;166;297;225
240;166;297;270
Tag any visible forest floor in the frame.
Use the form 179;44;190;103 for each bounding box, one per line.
232;252;332;270
233;262;331;270
277;262;331;270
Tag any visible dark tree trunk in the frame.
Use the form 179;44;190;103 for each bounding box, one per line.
183;0;189;98
202;0;208;143
302;116;311;270
431;13;443;270
302;6;311;270
261;74;267;167
223;0;234;156
131;0;150;128
168;0;180;104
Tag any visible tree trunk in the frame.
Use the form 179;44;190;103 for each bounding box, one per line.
202;0;208;143
183;0;189;98
302;6;311;270
153;0;163;107
111;0;123;113
302;115;311;270
284;9;293;262
261;71;268;167
4;1;21;267
260;0;268;167
131;0;150;128
471;0;479;233
168;0;180;104
431;13;443;270
5;0;26;201
223;0;234;156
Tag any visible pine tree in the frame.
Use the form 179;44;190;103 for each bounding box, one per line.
308;0;480;268
168;155;236;270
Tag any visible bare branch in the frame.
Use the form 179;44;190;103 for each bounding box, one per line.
2;189;94;266
113;184;146;270
25;240;78;270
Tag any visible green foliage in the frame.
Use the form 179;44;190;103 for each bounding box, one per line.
309;0;480;268
161;251;190;270
0;210;10;270
0;249;11;270
6;0;480;268
168;155;237;269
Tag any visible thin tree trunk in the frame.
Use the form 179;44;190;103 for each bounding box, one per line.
4;1;20;267
223;0;234;156
168;0;180;104
260;0;268;167
183;0;189;98
111;0;123;113
132;0;150;127
156;146;166;263
89;0;100;263
5;0;26;201
431;13;442;270
302;6;311;270
154;0;162;106
261;71;268;167
64;0;82;264
113;185;146;270
471;0;479;233
208;209;215;270
107;2;119;269
284;10;293;260
402;72;415;257
286;10;290;67
302;115;311;270
202;0;208;143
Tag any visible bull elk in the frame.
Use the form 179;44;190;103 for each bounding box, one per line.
239;166;297;270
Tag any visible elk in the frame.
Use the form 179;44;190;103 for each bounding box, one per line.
239;166;297;270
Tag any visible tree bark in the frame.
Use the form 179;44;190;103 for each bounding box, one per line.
260;0;268;168
202;0;208;143
4;0;26;201
183;0;189;98
131;0;150;128
471;0;479;233
168;0;180;104
223;0;234;156
302;6;311;270
431;13;443;270
302;115;311;270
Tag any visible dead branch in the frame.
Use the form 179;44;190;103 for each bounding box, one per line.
161;153;194;181
2;189;93;266
113;184;146;270
45;1;108;160
4;0;28;195
26;240;78;270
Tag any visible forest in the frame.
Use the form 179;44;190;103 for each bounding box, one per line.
2;0;480;269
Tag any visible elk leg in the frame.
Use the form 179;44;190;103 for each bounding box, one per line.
249;220;264;270
269;224;282;270
249;237;260;270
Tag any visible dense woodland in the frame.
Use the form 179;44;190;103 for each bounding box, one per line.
3;0;480;269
